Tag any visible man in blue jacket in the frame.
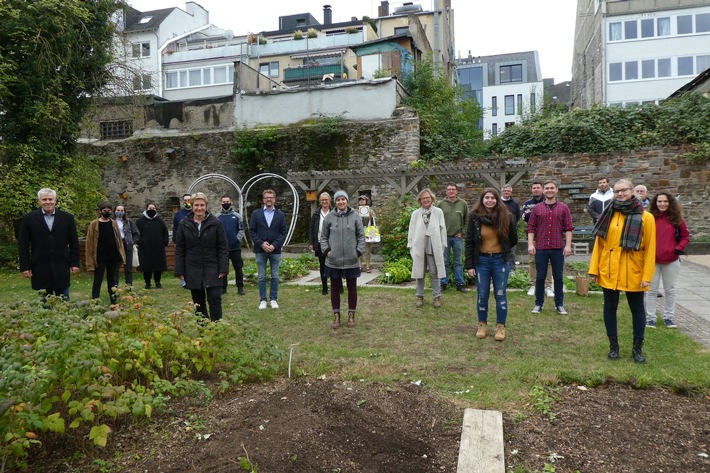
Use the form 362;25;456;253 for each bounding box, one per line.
249;189;287;309
218;195;245;295
172;193;191;242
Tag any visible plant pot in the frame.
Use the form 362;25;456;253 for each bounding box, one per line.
576;276;590;296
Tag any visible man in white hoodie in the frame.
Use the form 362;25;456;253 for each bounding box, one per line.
588;177;614;222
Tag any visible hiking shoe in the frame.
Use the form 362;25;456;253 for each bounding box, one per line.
270;300;279;309
663;318;677;329
258;301;267;310
476;322;488;339
155;282;163;289
433;296;442;308
416;296;424;309
456;285;469;293
527;286;535;296
531;305;542;314
556;306;568;315
238;287;245;295
545;286;554;298
494;323;506;341
646;319;657;329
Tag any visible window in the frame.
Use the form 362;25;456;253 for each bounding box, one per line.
697;55;710;74
492;96;497;117
394;26;409;35
697;13;710;33
259;61;279;78
517;94;523;115
203;69;211;85
165;71;178;89
132;73;151;91
100;121;133;140
625;61;638;80
504;95;514;115
658;58;671;77
609;22;622;41
132;42;150;58
678;56;694;76
641;59;655;79
624;20;637;39
641;18;654;38
677;15;692;34
188;69;201;86
492;123;498;137
609;62;622;81
657;17;670;36
499;64;522;83
214;65;231;84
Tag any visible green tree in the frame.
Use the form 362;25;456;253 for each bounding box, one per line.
401;57;485;162
0;0;117;242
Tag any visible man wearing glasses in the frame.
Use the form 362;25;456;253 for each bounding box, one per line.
249;189;287;310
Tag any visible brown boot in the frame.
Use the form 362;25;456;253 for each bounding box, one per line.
433;296;442;308
494;323;506;341
476;322;488;339
347;311;356;327
331;312;341;329
416;296;424;308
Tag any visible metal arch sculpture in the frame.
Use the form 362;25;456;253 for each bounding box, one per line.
242;173;300;248
186;173;245;217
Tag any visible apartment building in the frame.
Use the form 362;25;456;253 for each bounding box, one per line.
571;0;710;107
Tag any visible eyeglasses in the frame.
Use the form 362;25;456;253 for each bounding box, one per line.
614;188;631;194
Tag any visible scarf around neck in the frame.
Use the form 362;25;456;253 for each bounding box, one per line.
593;198;644;250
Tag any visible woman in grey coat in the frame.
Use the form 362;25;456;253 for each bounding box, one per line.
320;190;365;329
408;188;448;308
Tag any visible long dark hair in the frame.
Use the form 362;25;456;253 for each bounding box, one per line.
649;192;683;226
472;188;511;240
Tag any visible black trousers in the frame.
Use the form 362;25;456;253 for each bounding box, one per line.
191;286;223;321
93;258;120;304
224;250;244;289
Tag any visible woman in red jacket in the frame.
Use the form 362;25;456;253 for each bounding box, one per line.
645;192;690;329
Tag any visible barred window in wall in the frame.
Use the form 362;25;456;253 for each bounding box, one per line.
133;74;152;91
100;121;133;140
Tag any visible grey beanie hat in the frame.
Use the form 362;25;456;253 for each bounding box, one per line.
334;190;349;202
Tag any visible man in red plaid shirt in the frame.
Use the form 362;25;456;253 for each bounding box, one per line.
527;180;574;315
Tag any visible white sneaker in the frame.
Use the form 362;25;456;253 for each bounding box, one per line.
270;300;279;309
258;301;267;310
527;286;535;296
545;287;554;298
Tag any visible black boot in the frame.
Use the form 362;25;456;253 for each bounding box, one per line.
632;338;646;364
608;337;620;360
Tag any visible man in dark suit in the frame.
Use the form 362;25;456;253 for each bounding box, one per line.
19;188;80;300
248;189;287;310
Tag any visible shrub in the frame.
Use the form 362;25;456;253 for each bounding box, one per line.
377;195;417;262
507;270;530;289
377;258;412;284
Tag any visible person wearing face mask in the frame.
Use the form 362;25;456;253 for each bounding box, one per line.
217;195;246;295
172;193;192;242
85;202;125;304
136;201;169;289
465;188;518;341
113;204;140;286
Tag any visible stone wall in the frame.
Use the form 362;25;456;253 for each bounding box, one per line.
85;123;709;240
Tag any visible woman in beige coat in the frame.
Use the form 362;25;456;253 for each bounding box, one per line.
408;188;448;308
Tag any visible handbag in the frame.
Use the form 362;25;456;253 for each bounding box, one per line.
364;215;381;243
132;245;140;267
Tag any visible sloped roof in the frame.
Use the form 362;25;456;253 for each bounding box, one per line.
123;6;174;33
669;66;710;98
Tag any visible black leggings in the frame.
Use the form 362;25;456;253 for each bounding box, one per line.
330;277;357;312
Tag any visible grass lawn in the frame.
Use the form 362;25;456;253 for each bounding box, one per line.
1;262;709;411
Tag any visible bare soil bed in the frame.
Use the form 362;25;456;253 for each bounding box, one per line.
31;379;710;472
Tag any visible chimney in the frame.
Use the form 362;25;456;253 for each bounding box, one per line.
323;5;332;25
378;1;389;17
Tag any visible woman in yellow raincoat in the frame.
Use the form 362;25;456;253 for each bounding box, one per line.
589;179;656;364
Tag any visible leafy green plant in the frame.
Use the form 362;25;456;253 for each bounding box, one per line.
377;195;416;262
507;270;531;289
378;258;413;284
529;385;559;422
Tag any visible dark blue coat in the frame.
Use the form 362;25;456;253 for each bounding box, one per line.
249;207;287;254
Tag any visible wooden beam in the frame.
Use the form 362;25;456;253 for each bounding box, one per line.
456;408;505;473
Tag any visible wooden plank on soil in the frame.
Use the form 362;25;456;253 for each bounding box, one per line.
456;408;505;473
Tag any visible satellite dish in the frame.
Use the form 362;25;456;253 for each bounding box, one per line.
225;29;234;41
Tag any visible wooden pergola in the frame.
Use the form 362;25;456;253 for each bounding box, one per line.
288;162;534;211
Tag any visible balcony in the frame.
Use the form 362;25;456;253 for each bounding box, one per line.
283;64;349;83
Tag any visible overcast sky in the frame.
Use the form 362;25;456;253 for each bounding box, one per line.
129;0;577;82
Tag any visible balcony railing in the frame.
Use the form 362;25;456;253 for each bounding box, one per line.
283;64;348;82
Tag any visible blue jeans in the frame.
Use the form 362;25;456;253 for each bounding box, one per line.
441;236;464;287
256;252;281;302
476;254;510;324
535;249;565;307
